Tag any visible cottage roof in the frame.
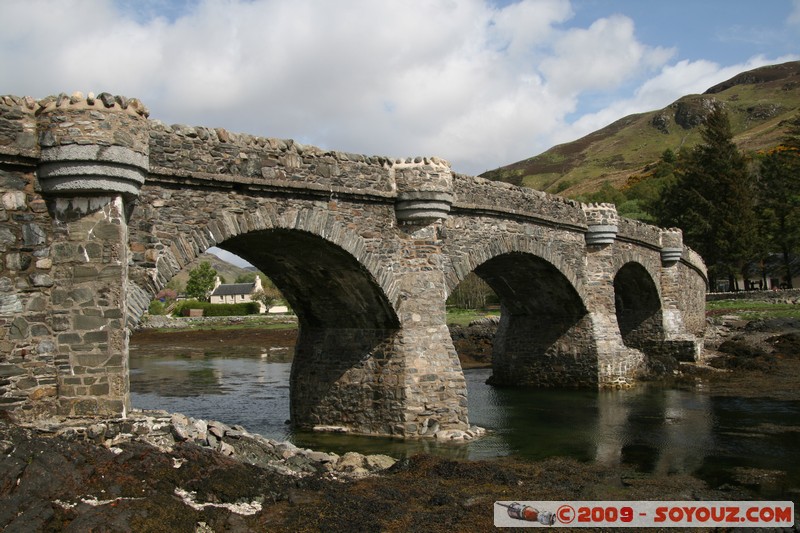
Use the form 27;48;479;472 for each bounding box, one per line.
211;282;256;297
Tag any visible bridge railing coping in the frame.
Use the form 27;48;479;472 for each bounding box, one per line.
1;92;150;118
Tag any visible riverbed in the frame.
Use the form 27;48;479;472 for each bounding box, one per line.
129;326;800;503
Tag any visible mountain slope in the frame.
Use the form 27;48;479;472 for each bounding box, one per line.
481;61;800;196
166;252;257;291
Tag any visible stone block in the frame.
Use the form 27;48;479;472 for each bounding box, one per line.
73;315;107;330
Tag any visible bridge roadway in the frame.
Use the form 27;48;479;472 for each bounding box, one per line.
0;93;706;438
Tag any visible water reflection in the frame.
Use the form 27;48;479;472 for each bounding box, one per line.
592;387;713;476
129;345;800;499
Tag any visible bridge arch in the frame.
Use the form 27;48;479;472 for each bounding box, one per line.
129;204;410;434
612;257;676;373
445;234;586;301
613;262;662;347
128;205;400;326
445;238;597;388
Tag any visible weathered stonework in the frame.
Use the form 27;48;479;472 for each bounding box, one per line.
0;92;708;438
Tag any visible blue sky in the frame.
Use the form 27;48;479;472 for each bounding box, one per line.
2;0;798;175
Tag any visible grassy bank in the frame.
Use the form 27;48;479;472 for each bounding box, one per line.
140;314;297;334
445;308;500;326
142;309;499;333
706;299;800;321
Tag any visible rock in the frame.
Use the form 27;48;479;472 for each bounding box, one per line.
0;439;14;454
433;429;470;440
275;442;299;459
336;451;366;472
365;454;396;471
226;429;244;439
192;419;208;441
170;414;192;441
207;421;226;439
86;423;107;441
305;450;336;463
218;441;235;456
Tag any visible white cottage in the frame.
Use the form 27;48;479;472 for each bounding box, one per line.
209;275;265;312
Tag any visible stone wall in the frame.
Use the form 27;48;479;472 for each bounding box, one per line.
706;288;800;303
0;148;59;419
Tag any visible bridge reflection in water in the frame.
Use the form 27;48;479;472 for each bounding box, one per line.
129;345;800;499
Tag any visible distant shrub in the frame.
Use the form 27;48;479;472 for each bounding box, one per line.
173;300;260;317
148;299;166;315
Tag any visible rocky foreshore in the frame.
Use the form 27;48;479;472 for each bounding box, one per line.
3;314;800;531
9;410;398;481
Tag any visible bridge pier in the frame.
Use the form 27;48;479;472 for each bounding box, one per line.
289;226;469;438
47;196;133;417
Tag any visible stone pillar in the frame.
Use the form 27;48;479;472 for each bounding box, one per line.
393;243;470;437
392;158;469;436
36;92;149;417
658;228;701;361
582;203;645;387
660;228;684;265
0;95;60;421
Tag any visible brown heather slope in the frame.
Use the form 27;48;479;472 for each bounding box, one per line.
481;61;800;196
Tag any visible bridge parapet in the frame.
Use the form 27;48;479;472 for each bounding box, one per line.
452;174;586;229
0;95;38;160
148;121;397;195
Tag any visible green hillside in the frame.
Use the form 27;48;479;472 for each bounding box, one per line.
481;61;800;197
166;252;258;292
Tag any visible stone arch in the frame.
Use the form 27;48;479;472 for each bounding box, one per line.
613;260;669;371
445;234;586;302
221;228;399;329
610;249;664;302
446;237;596;388
127;205;406;434
127;205;399;328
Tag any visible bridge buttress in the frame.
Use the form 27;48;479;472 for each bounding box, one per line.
35;93;149;419
658;228;705;361
391;229;469;435
583;204;647;387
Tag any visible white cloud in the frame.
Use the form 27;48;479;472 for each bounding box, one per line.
0;0;795;175
539;15;673;95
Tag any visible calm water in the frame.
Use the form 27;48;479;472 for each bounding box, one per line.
130;344;800;500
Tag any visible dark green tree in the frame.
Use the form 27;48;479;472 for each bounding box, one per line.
185;261;218;300
653;105;758;290
447;272;497;310
756;114;800;288
235;272;257;283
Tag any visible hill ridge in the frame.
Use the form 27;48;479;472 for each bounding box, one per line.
481;61;800;196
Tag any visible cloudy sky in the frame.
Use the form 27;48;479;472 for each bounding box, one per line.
2;0;798;176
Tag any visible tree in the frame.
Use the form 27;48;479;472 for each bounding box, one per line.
756;114;800;288
251;284;283;311
235;272;258;283
653;104;758;290
185;261;218;300
447;273;497;310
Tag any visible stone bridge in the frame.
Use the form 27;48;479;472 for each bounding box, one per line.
0;93;707;438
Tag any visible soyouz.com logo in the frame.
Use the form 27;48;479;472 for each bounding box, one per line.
494;501;795;528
